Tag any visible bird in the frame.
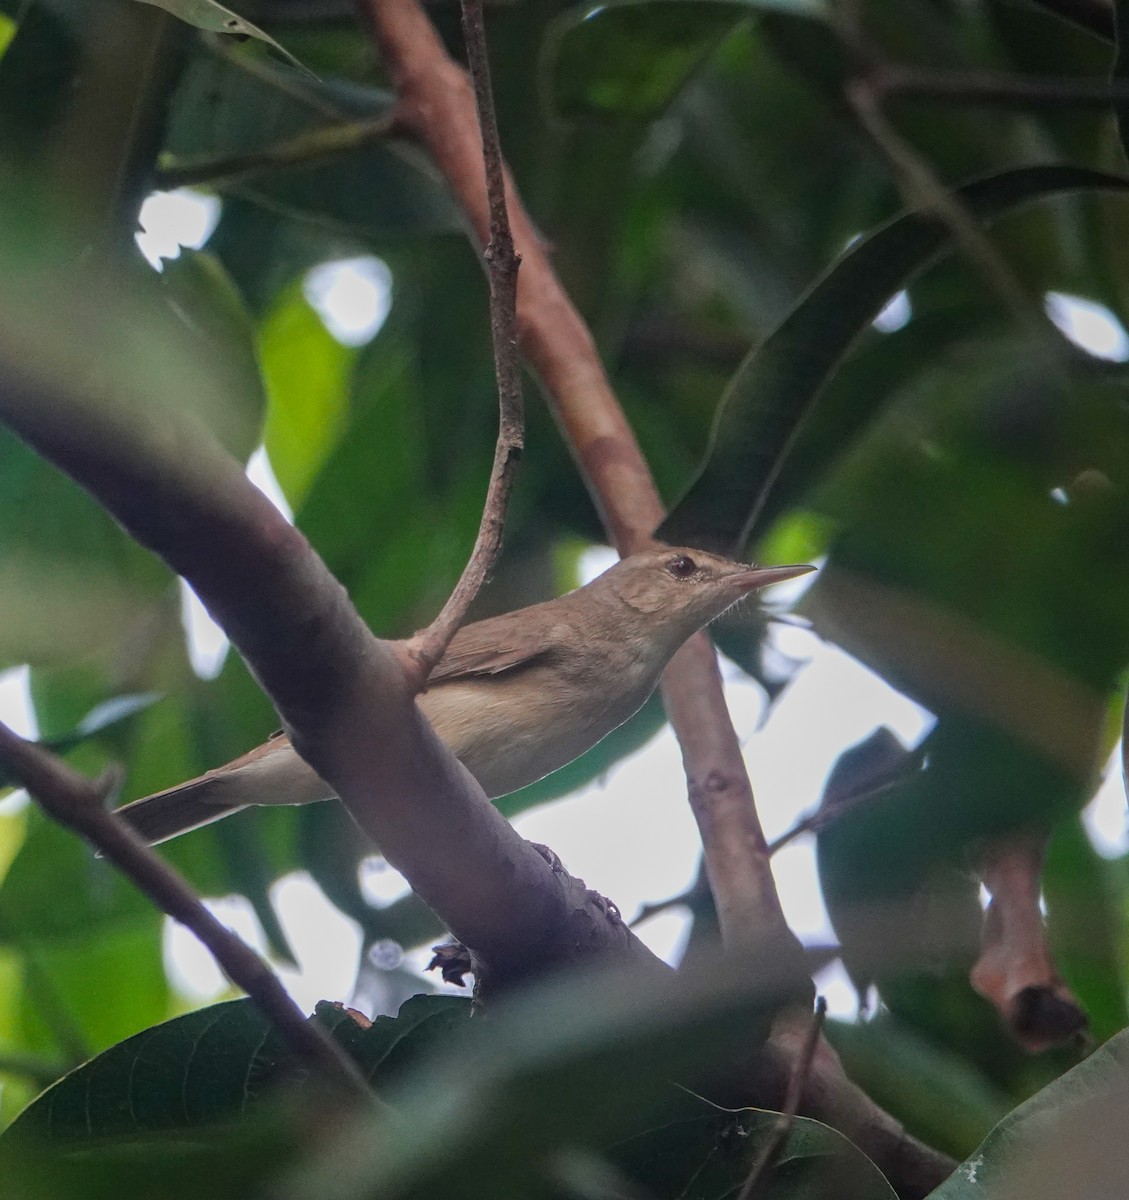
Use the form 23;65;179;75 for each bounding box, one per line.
114;547;813;844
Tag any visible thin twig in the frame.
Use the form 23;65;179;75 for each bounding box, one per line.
845;79;1035;324
154;112;398;192
874;64;1129;109
766;776;905;856
359;0;802;969
0;721;372;1102
737;997;828;1200
405;0;524;682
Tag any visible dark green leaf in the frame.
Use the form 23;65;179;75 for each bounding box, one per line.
133;0;312;76
659;166;1129;554
611;1106;897;1199
544;2;757;123
7;994;469;1145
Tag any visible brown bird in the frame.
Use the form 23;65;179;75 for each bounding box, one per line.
115;547;813;844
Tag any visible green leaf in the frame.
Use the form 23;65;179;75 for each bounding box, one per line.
260;283;356;508
133;0;313;76
929;1027;1129;1199
7;994;469;1144
659;166;1129;554
1114;1;1129;165
274;957;809;1200
612;1106;897;1199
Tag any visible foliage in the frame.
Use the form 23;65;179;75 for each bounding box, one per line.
1;0;1129;1195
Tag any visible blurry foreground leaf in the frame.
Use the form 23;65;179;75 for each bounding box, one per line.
274;955;806;1200
930;1027;1129;1199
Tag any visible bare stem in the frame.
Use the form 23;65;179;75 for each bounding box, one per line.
0;721;372;1101
738;998;828;1200
873;65;1129;109
154;113;398;192
845;79;1034;324
404;0;524;683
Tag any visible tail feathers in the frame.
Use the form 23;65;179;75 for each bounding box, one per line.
113;776;245;845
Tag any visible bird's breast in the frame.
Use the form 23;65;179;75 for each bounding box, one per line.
418;658;655;798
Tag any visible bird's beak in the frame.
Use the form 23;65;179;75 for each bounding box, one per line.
737;563;816;591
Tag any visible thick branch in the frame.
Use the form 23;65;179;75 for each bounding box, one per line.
0;319;658;992
406;0;524;680
0;721;370;1098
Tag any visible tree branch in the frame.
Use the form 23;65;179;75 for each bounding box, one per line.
350;8;954;1191
738;997;827;1200
405;0;524;681
153;113;398;192
872;65;1129;110
0;721;371;1099
354;0;803;975
0;291;660;996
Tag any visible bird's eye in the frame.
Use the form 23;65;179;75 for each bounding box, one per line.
667;555;697;579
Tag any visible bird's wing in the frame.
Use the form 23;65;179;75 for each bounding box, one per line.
428;609;560;683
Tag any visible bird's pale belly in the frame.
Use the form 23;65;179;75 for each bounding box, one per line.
419;670;651;798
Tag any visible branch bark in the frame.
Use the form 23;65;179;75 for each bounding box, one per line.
0;306;659;994
0;721;371;1098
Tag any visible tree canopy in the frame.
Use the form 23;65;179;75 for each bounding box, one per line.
1;0;1129;1197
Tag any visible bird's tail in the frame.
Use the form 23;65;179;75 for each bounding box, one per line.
112;775;247;845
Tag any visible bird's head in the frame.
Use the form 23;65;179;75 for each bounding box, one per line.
593;546;814;647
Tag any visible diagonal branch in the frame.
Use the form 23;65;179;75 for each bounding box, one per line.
0;291;659;995
0;720;371;1098
154;112;398;192
406;0;524;681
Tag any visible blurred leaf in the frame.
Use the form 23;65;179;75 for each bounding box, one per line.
274;957;801;1200
260;282;355;507
133;0;311;76
0;4;80;160
160;250;267;462
1043;817;1129;1043
660;166;1129;554
1114;0;1129;166
930;1027;1129;1199
825;1014;1012;1160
